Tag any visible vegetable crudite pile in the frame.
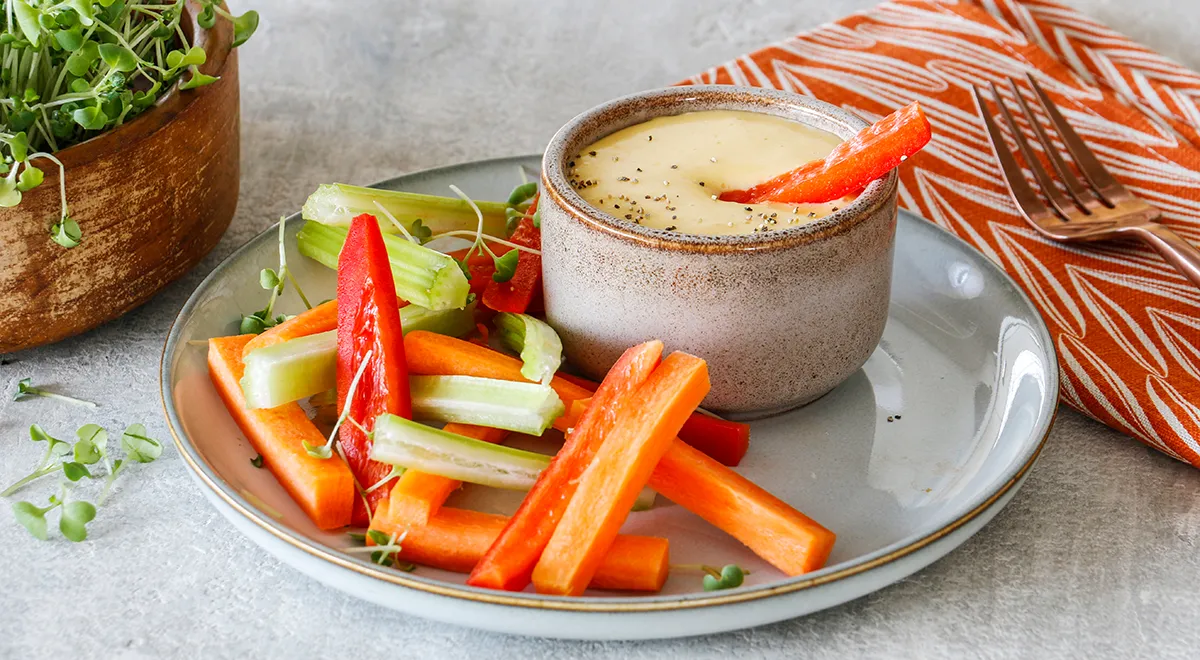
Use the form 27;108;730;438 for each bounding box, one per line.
197;104;931;596
0;0;257;353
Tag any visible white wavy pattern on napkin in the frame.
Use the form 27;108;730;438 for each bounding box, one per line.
682;0;1200;466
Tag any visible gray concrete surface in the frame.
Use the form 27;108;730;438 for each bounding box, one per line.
4;1;1200;657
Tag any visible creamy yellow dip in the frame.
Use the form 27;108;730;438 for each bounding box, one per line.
566;110;850;236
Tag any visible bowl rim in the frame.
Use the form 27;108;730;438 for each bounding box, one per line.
540;85;898;254
50;1;235;170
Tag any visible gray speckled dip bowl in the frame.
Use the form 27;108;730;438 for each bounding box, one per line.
540;86;898;417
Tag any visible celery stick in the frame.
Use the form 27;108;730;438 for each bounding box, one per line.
371;414;549;490
241;331;337;409
302;184;511;237
370;414;658;511
239;303;476;409
296;220;470;310
409;375;564;436
494;313;564;385
402;298;478;338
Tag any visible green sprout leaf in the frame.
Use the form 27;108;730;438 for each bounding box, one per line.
120;424;162;463
12;0;42;48
72;105;109;131
5;131;29;162
250;454;264;469
492;249;519;283
62;461;92;482
507;182;538;206
17;165;43;192
532;208;541;229
302;440;332;460
259;268;280;290
50;217;82;248
504;207;524;235
366;529;391;546
179;66;219;90
54;26;85;51
65;42;99;75
74;424;106;465
409;218;432;244
701;564;746;591
12;501;48;540
165;46;205;70
67;0;97;26
231;10;260;48
98;43;137;73
197;4;216;29
59;500;96;542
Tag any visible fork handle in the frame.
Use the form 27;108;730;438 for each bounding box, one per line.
1131;223;1200;288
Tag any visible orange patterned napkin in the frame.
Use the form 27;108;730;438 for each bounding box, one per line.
682;0;1200;466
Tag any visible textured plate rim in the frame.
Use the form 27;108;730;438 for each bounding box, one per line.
160;154;1059;613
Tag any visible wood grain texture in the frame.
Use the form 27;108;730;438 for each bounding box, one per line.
0;3;239;353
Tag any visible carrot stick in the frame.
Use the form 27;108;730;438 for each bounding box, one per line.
549;371;750;466
370;500;669;591
649;440;835;575
533;352;710;596
209;334;355;530
467;342;663;592
241;299;339;358
385;423;510;525
407;332;835;577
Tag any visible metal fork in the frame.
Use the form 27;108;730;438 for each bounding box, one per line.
972;73;1200;287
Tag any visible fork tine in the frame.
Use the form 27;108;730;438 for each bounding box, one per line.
1006;78;1102;212
972;85;1057;225
1025;73;1132;204
988;81;1073;219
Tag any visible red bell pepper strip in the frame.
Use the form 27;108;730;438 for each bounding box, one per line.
482;195;541;313
720;102;932;204
337;213;413;526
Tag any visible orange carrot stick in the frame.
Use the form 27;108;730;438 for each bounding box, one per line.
241;299;339;358
468;342;663;592
406;332;836;577
533;352;710;596
370;500;669;591
385;423;510;525
209;334;355;530
649;440;835;575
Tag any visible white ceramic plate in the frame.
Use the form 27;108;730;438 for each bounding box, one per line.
161;155;1058;640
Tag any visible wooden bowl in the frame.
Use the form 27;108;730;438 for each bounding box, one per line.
0;4;239;354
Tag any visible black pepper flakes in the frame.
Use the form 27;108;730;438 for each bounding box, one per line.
618;177;630;182
665;225;677;231
698;182;705;187
589;151;597;156
625;214;633;220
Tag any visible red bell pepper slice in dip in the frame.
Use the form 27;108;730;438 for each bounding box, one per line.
338;213;413;526
720;102;932;205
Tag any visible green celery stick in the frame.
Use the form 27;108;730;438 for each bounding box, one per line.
494;313;564;385
302;184;511;237
409;375;564;436
369;413;657;510
297;220;470;311
239;302;476;409
241;331;337;409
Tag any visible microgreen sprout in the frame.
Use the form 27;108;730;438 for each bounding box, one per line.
372;200;432;246
0;1;259;248
364;464;404;493
446;184;533;284
1;424;71;497
250;453;264;468
5;421;161;541
674;564;749;591
304;349;373;459
241;216;310;333
342;529;414;570
13;377;97;408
